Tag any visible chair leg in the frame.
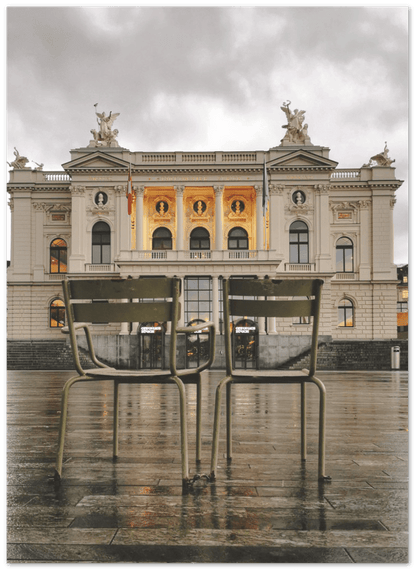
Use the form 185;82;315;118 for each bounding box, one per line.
54;376;83;481
113;381;120;458
226;382;232;460
171;376;189;486
311;376;331;481
196;374;202;463
301;380;306;461
210;376;232;480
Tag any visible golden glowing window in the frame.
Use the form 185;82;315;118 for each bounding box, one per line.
50;299;65;328
50;238;67;273
338;298;354;327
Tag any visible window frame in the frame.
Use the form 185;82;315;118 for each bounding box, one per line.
228;227;249;250
92;221;111;264
50;238;67;274
152;227;173;250
338;298;354;327
289;221;309;264
50;298;65;328
336;237;354;273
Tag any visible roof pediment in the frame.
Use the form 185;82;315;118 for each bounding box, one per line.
268;149;338;170
62;151;130;172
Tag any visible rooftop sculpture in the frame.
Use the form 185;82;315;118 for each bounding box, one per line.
89;104;120;147
363;142;396;168
280;101;311;145
7;147;29;169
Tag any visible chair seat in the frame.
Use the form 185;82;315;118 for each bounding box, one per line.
229;369;311;381
82;367;200;382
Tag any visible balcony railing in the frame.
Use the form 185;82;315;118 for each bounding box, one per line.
284;263;316;272
120;250;278;262
85;263;117;272
334;272;357;280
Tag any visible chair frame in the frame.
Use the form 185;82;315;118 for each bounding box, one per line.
210;277;330;481
55;277;215;488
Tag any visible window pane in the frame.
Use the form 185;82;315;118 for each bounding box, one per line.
336;249;344;272
290;244;298;263
345;308;354;327
102;245;111;264
229;239;237;249
344;249;353;272
92;245;101;264
50;254;59;273
299;244;308;263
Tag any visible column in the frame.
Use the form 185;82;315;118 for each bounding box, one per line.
214;186;224;250
269;185;285;262
255;186;264;250
119;299;129;335
33;203;45;281
115;185;130;256
258;296;266;334
135;186;144;251
315;184;332;272
268;296;277;334
212;275;219;332
69;185;87;272
358;200;371;280
178;276;185;327
175;186;184;251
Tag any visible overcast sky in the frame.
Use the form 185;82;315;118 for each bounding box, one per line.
6;5;409;264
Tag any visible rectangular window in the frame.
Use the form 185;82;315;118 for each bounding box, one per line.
184;277;212;324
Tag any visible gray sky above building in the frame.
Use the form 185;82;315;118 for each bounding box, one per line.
6;5;408;264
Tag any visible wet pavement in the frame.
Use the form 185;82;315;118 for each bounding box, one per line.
7;369;408;563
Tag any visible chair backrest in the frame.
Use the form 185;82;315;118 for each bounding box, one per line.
223;278;324;375
62;277;181;374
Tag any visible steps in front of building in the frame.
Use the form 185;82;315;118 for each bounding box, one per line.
7;339;408;371
6;340;95;370
285;340;408;371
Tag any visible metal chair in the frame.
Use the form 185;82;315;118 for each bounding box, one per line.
55;277;215;488
210;277;330;481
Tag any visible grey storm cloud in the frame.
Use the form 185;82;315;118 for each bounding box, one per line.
6;5;408;264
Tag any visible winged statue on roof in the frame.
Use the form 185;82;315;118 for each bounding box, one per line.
89;105;120;147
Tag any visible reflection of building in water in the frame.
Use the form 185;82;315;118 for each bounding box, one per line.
7;106;404;368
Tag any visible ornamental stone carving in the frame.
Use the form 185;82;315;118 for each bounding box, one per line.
70;185;86;196
88;106;120;148
213;185;224;196
174;185;185;197
7;148;29;169
363;142;396;168
269;184;285;195
314;184;331;194
280;101;312;145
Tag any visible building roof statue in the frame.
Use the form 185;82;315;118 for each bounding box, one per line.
370;142;395;167
7;147;29;169
280;101;312;145
89;104;120;147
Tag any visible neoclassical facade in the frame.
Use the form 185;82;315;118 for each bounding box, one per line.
7;105;403;368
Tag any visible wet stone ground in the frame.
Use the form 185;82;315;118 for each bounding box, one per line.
7;370;408;563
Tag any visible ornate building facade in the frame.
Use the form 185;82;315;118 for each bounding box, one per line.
7;105;403;368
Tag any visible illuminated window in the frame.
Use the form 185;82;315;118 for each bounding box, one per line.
338;299;354;327
190;227;210;250
50;238;67;273
92;221;111;264
403;276;408;283
336;237;354;273
50;299;65;328
289;221;309;263
228;227;248;250
402;289;408;299
152;227;172;250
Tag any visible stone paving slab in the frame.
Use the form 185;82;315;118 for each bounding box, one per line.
7;370;408;564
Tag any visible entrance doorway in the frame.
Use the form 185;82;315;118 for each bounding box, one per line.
138;322;165;369
232;319;258;369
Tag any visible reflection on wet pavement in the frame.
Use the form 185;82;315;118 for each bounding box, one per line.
7;370;408;563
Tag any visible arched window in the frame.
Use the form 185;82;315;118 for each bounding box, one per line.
190;227;210;250
152;227;172;250
50;299;65;328
336;237;354;273
228;227;248;250
92;221;111;264
50;238;67;274
289;221;309;263
338;298;354;327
